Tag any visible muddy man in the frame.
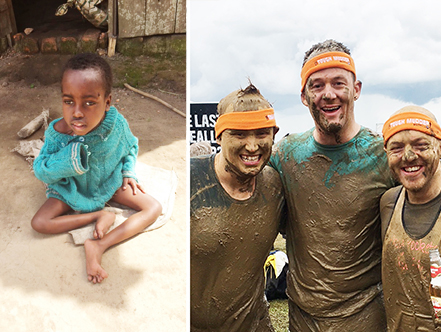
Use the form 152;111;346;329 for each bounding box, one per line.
381;106;441;331
190;83;285;332
269;39;395;331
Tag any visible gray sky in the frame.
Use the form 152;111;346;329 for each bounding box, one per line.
189;0;441;141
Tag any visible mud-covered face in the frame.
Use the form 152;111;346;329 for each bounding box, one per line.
61;69;111;136
218;127;274;179
386;130;441;193
302;67;360;138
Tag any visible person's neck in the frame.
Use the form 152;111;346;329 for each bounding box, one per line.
313;123;361;146
407;167;441;205
214;153;256;200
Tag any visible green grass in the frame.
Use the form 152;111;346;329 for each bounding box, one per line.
269;299;289;332
109;54;185;92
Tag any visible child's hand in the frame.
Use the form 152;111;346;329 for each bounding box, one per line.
122;177;146;195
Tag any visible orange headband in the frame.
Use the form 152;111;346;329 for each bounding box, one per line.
382;111;441;145
214;108;277;138
300;51;356;92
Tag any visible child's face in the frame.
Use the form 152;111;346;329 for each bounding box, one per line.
61;68;111;136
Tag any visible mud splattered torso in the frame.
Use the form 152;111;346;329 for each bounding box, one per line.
270;127;395;319
190;154;285;332
382;188;441;331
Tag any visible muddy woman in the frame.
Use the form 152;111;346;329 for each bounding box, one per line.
190;83;285;332
270;39;395;331
381;106;441;331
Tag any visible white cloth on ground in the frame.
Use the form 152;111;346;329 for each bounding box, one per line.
67;162;177;245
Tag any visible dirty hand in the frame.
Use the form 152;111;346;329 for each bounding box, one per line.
122;177;146;195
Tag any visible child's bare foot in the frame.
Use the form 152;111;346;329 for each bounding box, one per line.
84;239;108;284
93;210;115;239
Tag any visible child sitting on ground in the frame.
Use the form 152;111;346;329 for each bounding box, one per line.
32;53;162;284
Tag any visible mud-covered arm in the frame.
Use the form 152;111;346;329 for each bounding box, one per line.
380;185;403;242
268;150;280;171
33;142;89;184
269;144;286;234
278;200;288;236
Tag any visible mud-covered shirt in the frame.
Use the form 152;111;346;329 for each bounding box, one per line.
382;188;441;331
381;186;441;241
190;154;285;332
269;127;395;319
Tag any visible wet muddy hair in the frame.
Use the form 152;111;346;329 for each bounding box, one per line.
302;39;351;67
62;53;113;97
217;82;272;116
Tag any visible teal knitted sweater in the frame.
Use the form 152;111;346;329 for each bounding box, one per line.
34;106;138;213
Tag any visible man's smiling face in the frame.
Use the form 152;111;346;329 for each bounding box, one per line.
302;67;360;138
386;129;441;193
218;127;274;180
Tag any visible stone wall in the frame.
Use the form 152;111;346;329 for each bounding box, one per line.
8;30;185;57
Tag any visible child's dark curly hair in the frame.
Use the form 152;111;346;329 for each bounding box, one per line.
62;53;113;97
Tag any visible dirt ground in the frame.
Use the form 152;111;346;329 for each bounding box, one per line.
0;52;187;331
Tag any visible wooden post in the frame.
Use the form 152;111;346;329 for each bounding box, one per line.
108;36;117;57
107;0;118;57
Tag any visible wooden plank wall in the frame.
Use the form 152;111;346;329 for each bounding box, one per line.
118;0;186;38
175;0;185;34
1;0;185;40
118;0;147;38
0;0;14;37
